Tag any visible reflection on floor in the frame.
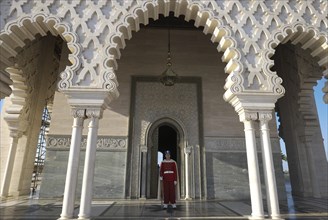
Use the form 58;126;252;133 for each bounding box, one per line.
0;178;327;220
0;197;327;220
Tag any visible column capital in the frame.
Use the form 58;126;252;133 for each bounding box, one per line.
5;118;28;138
86;107;104;119
71;108;86;119
239;110;258;122
140;145;147;153
184;146;192;155
258;111;273;122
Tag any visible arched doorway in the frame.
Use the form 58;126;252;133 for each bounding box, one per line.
146;120;185;200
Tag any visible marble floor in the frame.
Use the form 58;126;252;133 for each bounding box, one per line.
0;196;327;220
1;178;327;220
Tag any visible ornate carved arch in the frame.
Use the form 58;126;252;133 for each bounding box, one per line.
145;116;187;148
0;0;327;107
0;13;81;98
104;0;244;103
265;22;328;103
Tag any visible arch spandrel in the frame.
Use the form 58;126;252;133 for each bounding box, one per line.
0;0;327;107
0;0;121;104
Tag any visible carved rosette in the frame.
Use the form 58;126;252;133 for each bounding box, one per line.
47;135;127;151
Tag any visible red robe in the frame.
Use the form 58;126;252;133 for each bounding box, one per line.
160;159;177;204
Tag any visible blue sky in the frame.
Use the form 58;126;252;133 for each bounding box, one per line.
280;77;327;171
0;78;327;165
314;77;328;160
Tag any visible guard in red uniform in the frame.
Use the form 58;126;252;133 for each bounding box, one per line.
160;150;178;209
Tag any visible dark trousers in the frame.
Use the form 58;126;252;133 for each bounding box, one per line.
163;181;176;204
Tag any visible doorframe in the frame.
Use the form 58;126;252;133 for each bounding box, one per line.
145;117;187;199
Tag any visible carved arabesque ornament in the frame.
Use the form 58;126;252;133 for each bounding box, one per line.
0;0;327;104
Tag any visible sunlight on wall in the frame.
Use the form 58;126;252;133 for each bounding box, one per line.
276;77;328;172
314;77;328;161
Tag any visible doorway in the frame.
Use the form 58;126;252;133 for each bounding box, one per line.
158;125;177;161
147;122;183;199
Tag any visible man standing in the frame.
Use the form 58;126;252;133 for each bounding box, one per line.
160;150;178;209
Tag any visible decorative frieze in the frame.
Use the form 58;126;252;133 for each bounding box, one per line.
46;135;127;151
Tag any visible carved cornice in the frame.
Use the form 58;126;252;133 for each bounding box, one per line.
46;135;127;151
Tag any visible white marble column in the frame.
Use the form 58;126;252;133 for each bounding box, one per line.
240;112;264;219
140;145;147;199
59;109;85;220
78;109;102;220
1;134;20;196
259;112;281;219
184;146;192;199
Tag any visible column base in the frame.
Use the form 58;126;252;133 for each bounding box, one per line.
248;215;265;220
57;216;74;220
270;215;284;220
78;215;91;220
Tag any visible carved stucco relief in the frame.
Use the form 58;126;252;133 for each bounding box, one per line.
47;135;127;151
0;0;327;103
135;82;199;147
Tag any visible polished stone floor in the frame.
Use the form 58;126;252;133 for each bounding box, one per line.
0;196;327;220
1;179;327;220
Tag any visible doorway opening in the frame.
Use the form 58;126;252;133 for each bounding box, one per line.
158;125;177;161
147;122;183;199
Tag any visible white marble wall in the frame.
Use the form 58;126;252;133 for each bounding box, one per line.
40;135;127;198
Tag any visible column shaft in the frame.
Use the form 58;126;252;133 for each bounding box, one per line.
243;120;264;219
260;120;280;219
185;148;191;199
1;137;19;196
140;147;147;198
78;117;99;219
60;116;84;219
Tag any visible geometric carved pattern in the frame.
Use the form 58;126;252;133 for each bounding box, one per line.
134;81;199;146
0;0;327;105
46;135;127;151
